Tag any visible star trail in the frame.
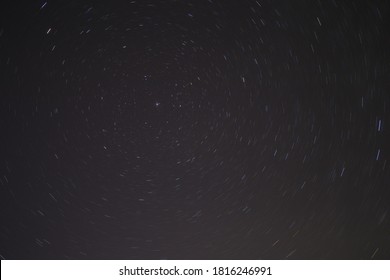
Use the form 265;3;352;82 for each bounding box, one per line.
0;0;389;259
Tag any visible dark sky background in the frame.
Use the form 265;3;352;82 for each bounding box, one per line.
0;0;389;259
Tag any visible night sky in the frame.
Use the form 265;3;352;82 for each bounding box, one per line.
1;0;390;259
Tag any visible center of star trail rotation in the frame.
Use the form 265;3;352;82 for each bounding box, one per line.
0;0;389;259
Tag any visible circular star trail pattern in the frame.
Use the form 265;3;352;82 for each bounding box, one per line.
0;0;390;259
